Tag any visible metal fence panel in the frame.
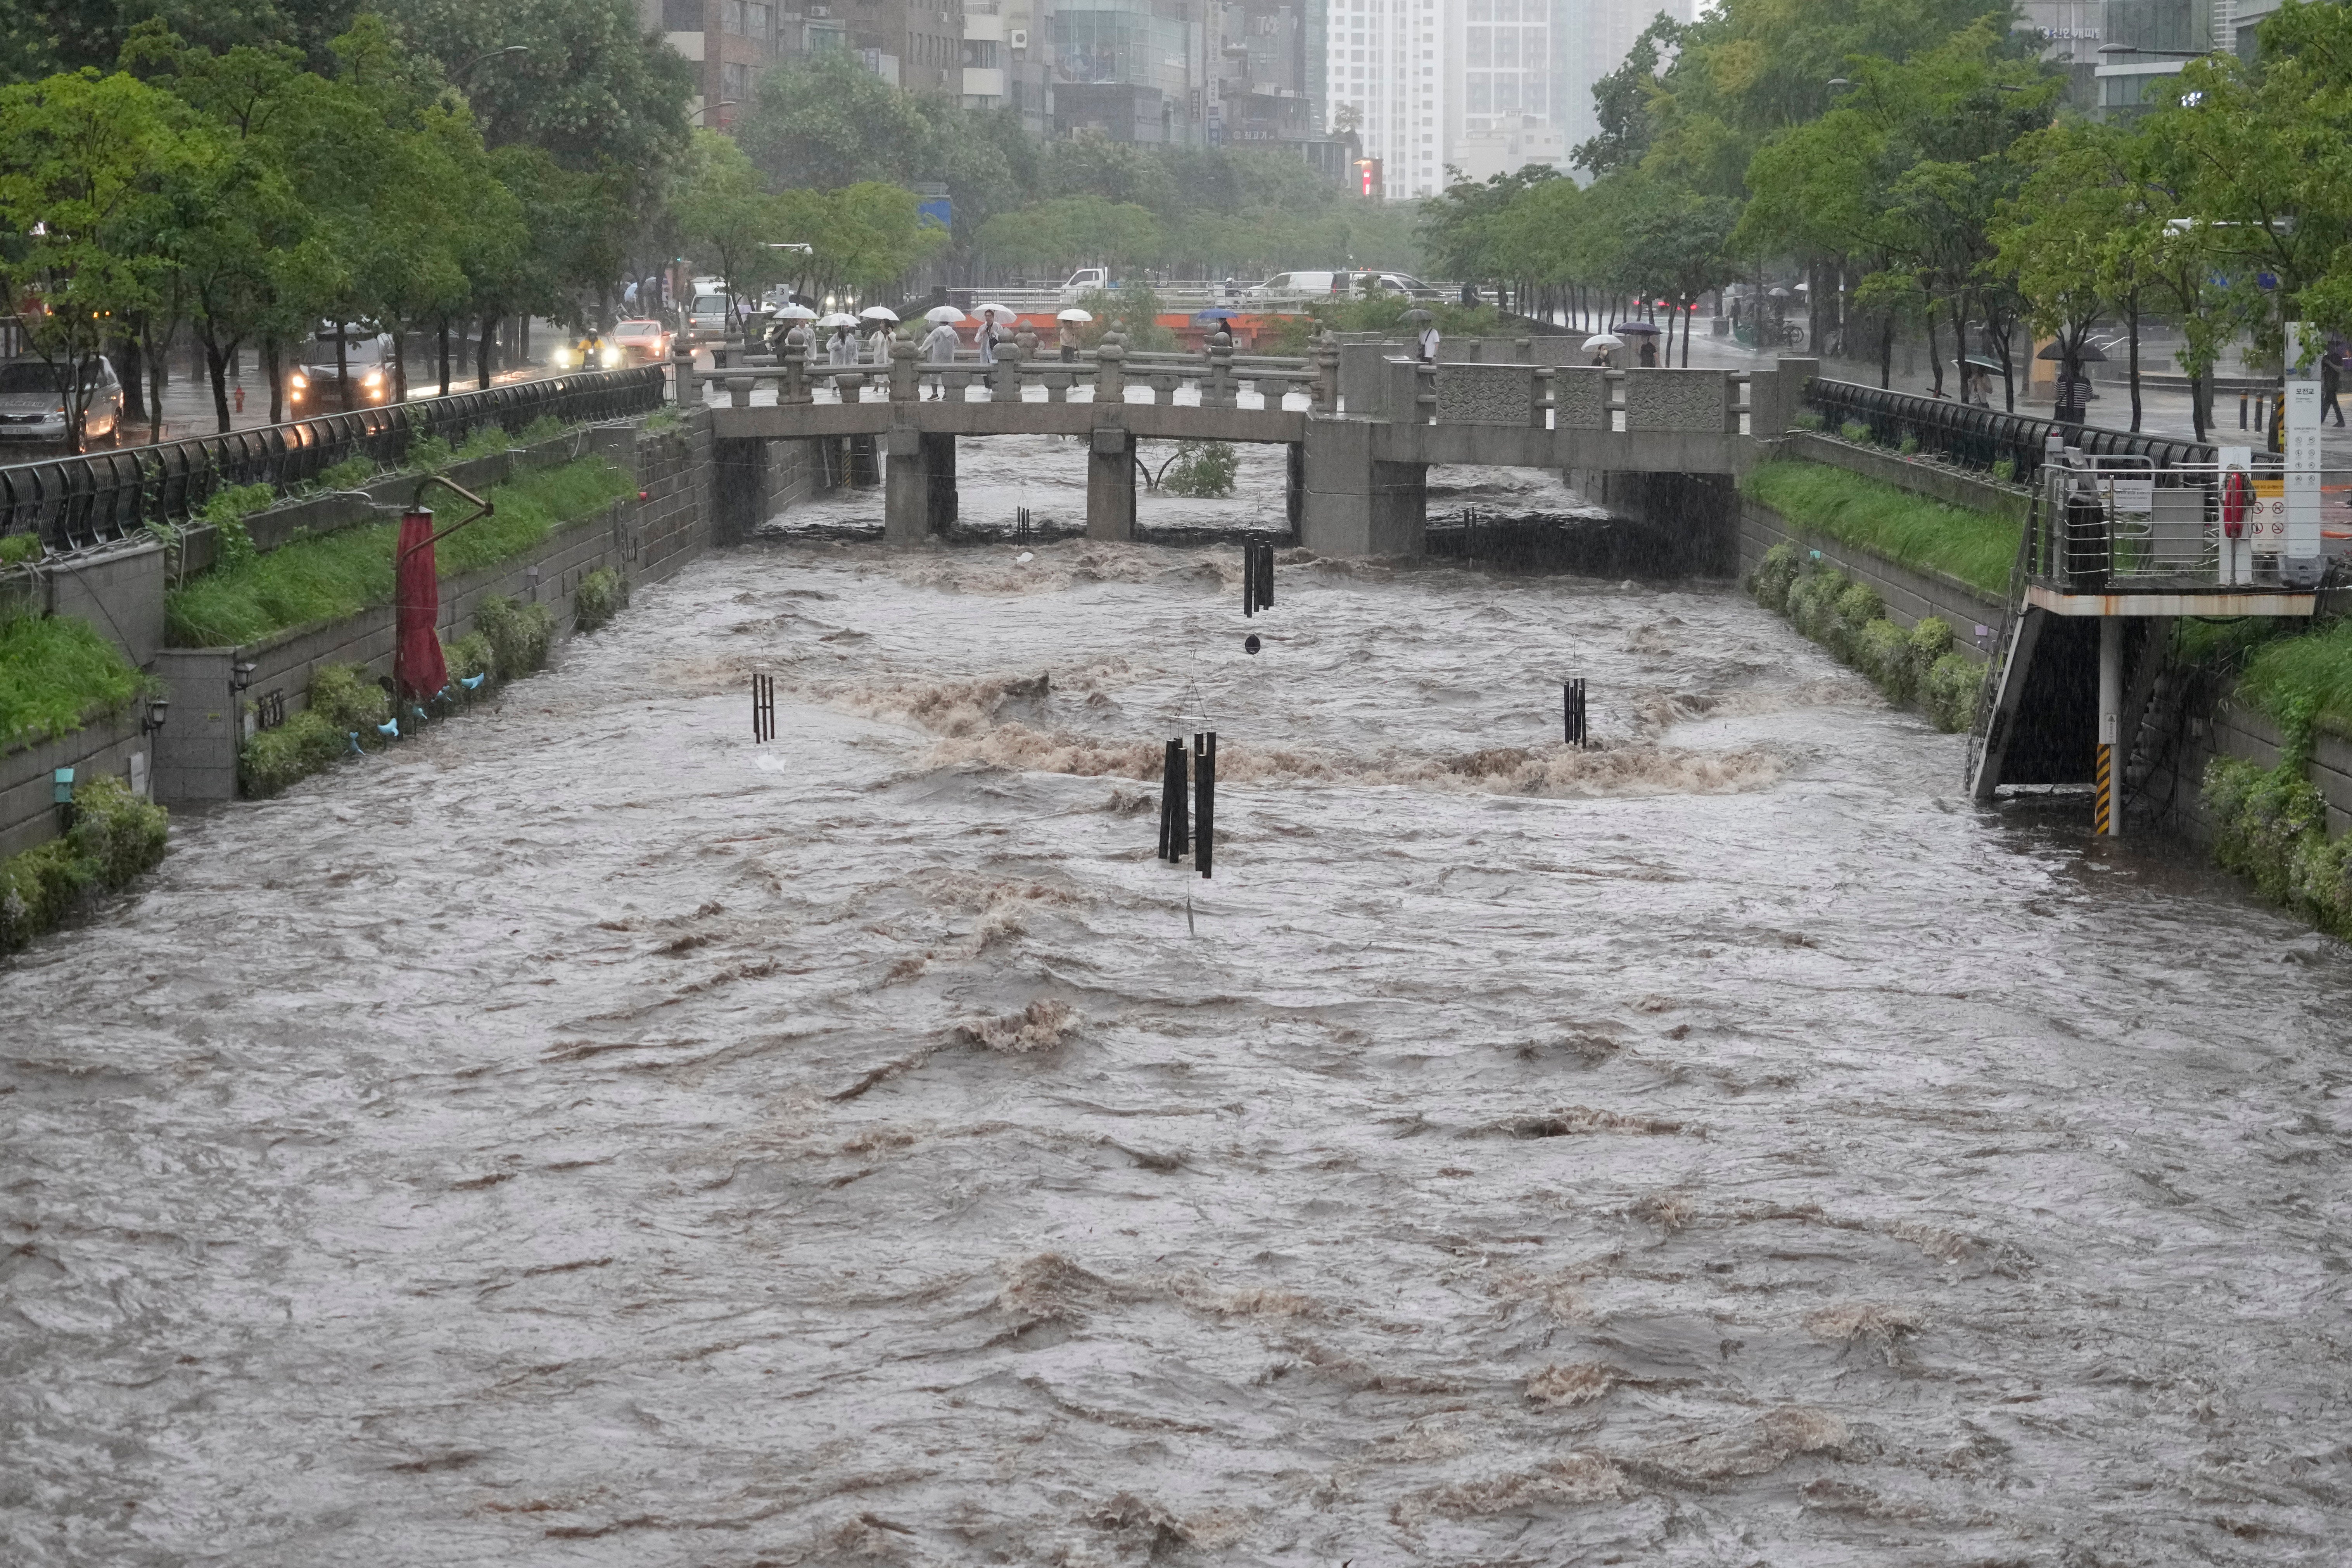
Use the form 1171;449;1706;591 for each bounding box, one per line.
0;365;665;551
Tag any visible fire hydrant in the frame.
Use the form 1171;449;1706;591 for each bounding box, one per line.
233;384;245;415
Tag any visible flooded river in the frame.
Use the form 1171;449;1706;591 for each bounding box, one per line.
4;439;2349;1565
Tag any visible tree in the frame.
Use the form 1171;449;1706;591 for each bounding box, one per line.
0;67;184;448
671;130;793;327
736;50;935;193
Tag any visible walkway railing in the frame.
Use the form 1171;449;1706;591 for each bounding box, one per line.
2028;455;2339;594
1804;378;2215;488
0;365;666;554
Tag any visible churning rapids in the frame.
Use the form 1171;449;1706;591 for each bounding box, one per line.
5;438;2351;1567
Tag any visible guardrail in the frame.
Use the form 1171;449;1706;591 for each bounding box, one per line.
0;365;666;554
2028;455;2338;593
1804;377;2215;488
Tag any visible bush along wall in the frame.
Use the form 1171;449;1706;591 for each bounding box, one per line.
238;593;560;799
1750;543;1979;732
0;775;169;954
2201;704;2352;939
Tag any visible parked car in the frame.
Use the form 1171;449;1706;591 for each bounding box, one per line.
289;328;397;413
0;355;125;450
608;318;672;363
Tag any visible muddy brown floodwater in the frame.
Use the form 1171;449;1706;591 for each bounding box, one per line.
4;441;2350;1566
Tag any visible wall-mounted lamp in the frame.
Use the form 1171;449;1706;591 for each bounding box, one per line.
231;660;257;693
142;697;170;737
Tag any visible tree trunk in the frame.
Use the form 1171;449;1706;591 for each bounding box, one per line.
146;330;166;439
335;322;349;412
1927;302;1944;398
477;313;496;389
2127;296;2142;432
203;333;233;432
437;317;451;397
117;334;146;426
2189;370;2207;443
1880;314;1893;391
264;337;284;424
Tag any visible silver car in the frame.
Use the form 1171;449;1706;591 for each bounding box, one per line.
0;355;125;451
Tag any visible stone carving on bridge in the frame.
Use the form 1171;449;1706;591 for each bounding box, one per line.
1433;365;1538;427
1624;369;1734;433
1552;368;1610;430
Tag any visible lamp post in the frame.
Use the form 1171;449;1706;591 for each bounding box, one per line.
453;44;531;79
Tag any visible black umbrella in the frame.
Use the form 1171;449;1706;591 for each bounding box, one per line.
1617;320;1662;335
2037;339;2108;363
1960;355;2003;372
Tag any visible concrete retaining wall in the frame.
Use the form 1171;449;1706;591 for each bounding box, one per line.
152;410;718;803
1777;430;2032;522
0;713;149;861
1737;496;2006;660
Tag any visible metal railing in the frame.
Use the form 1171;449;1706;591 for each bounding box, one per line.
2027;455;2339;593
0;365;666;553
1804;378;2215;488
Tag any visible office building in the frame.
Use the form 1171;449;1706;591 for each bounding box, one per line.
1323;0;1444;197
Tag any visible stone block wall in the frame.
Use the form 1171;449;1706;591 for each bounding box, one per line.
0;713;150;861
1737;496;2004;658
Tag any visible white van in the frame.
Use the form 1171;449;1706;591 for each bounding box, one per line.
1059;267;1109;304
1249;269;1440;300
1248;271;1345;299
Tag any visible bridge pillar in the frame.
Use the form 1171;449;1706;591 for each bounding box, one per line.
884;426;958;543
1299;416;1424;556
1087;422;1135;540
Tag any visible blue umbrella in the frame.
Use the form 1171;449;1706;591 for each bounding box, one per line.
1193;308;1243;322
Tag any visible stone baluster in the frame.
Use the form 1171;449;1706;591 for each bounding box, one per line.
889;338;920;403
725;370;754;407
1094;340;1125;405
1313;338;1340;413
992;340;1024;401
669;341;695;407
781;347;811;406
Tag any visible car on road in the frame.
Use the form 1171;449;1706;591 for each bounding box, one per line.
289;328;396;413
1246;269;1441;301
0;356;125;451
609;319;672;363
685;292;745;345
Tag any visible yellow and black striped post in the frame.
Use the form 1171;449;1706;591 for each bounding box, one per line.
2094;743;2112;836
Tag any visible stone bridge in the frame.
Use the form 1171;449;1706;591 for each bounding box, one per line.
691;340;1816;556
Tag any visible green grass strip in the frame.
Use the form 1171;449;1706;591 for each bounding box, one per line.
2234;618;2352;741
0;612;149;753
166;456;633;649
1740;460;2021;598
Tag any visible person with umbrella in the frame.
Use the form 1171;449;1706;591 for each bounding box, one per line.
974;304;1013;366
1403;307;1437;363
1056;308;1090;364
821;313;861;366
861;306;899;366
2040;338;2100;428
920;306;964;400
771;302;816;357
1584;331;1622;368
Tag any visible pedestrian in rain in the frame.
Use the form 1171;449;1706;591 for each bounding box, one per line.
1418;318;1440;363
827;323;858;366
622;279;639;313
2323;342;2346;427
1057;315;1079;364
784;316;813;358
1637;334;1658;368
977;314;1001;367
921;315;961;400
866;318;892;366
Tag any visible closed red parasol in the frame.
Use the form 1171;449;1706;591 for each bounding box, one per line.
395;507;450;701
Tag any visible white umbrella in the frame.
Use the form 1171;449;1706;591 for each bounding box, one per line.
817;312;859;328
974;302;1017;321
925;305;967;324
775;304;817;321
1584;332;1624;350
1056;308;1094;323
859;306;900;322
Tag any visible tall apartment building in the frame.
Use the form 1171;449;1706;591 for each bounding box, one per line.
648;0;964;125
1324;0;1444;197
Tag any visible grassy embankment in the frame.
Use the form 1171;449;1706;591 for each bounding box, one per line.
166;455;634;648
0;611;152;753
1738;460;2017;731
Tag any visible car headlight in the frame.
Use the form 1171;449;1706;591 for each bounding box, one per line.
553;348;572;367
601;347;621;367
290;372;308;390
362;369;383;387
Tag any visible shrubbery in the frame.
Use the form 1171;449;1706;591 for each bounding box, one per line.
573;567;628;633
475;594;553;678
1158;440;1239;498
0;775;168;954
1750;543;1978;731
2202;693;2352;939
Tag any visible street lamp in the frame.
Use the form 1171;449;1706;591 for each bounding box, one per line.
453;43;531;78
695;100;739;125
